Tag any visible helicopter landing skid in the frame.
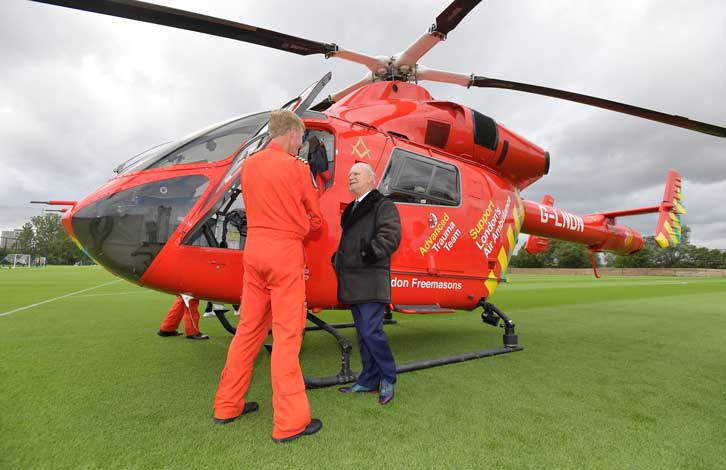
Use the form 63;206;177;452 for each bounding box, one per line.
302;302;522;389
216;304;521;389
257;312;359;387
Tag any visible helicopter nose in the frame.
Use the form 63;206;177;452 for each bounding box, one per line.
70;175;209;282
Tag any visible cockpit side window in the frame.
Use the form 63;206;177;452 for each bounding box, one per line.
184;191;247;250
147;112;270;170
379;148;460;206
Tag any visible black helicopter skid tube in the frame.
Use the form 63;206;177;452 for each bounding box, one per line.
302;313;357;388
478;299;520;349
304;318;397;331
395;344;523;373
305;345;523;388
214;309;397;335
214;309;236;334
303;301;523;389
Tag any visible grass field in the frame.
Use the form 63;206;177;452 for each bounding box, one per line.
1;266;725;469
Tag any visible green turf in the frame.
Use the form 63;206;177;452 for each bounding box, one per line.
1;267;725;469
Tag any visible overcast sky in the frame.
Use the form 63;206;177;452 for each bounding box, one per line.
2;0;725;248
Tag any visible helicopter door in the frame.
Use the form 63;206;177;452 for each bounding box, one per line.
191;71;333;221
166;73;334;299
288;72;332;117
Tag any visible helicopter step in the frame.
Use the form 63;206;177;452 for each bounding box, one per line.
392;304;456;314
260;301;523;389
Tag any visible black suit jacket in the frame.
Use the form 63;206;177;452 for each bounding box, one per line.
333;190;401;304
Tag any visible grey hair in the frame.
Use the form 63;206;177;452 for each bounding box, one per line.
350;162;376;185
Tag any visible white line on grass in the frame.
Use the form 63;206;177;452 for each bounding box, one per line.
0;280;121;318
75;291;154;298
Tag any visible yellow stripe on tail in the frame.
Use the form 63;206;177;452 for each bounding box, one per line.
655;170;685;248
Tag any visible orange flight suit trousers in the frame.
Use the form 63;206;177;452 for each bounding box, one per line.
213;231;310;440
160;296;200;336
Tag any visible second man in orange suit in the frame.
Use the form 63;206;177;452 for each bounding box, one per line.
158;295;208;340
212;109;323;443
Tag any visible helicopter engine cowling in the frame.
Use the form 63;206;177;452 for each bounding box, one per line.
329;82;549;190
475;122;550;190
467;109;550;190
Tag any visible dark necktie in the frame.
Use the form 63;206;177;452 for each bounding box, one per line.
351;200;359;212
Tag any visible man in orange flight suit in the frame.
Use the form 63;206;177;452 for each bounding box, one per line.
213;109;323;444
158;295;208;340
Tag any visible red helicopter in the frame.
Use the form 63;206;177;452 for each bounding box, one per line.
32;0;724;387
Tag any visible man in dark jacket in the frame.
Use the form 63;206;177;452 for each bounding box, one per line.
333;162;401;405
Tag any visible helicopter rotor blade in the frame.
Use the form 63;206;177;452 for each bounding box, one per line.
30;0;337;56
435;0;483;35
394;0;482;67
415;67;726;138
471;76;726;138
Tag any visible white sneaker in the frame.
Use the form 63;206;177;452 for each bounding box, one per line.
234;309;240;316
203;311;215;317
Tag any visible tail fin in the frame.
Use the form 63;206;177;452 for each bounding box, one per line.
654;170;686;248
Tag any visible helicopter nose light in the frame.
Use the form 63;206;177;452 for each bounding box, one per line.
71;175;209;282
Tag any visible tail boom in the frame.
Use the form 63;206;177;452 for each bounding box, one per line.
520;170;684;255
520;200;643;255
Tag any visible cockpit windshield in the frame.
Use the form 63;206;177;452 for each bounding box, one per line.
114;71;331;180
147;112;270;170
113;141;176;175
114;112;270;175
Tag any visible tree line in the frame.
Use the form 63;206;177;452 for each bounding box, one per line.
2;213;89;265
510;226;726;269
